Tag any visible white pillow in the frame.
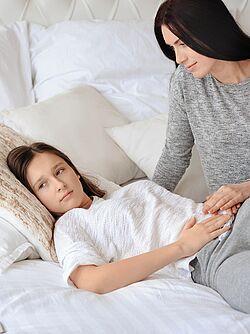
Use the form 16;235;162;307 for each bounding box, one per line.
222;0;250;35
29;20;175;121
0;217;39;273
0;21;34;120
1;86;142;184
107;114;209;202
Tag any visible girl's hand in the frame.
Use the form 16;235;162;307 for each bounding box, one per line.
203;182;250;214
177;214;232;257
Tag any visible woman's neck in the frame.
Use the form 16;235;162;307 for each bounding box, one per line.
210;59;250;84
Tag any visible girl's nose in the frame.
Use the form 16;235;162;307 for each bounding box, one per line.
55;179;66;191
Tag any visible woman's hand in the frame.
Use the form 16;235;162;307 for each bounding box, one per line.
177;214;232;257
203;181;250;214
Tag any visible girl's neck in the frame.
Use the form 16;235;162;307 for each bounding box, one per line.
210;59;250;84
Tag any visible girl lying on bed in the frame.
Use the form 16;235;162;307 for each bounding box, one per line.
8;143;245;305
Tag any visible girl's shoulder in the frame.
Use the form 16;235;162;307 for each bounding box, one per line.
55;208;85;231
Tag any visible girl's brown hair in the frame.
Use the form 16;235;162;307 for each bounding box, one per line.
7;142;106;218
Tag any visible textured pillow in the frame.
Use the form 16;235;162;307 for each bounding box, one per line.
29;20;175;121
1;86;143;184
0;21;34;120
0;124;56;261
0;124;121;262
107;114;209;202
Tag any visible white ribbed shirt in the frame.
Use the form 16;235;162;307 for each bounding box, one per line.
54;180;216;285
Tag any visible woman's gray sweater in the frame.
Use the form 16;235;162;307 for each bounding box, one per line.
153;65;250;193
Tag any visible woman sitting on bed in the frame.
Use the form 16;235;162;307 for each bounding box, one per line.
153;0;250;209
7;143;232;295
152;0;250;314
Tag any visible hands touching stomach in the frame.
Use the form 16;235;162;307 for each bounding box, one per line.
177;214;232;257
203;181;250;215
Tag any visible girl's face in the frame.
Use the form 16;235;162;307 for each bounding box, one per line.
26;152;92;216
161;25;218;78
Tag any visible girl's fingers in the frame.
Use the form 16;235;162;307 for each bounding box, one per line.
202;213;231;226
210;224;231;239
183;216;196;230
207;215;231;232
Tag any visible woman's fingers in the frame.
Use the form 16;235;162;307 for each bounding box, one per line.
203;182;250;214
220;196;242;209
204;194;232;213
205;193;214;201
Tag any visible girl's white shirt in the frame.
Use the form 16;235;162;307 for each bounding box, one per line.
54;180;231;286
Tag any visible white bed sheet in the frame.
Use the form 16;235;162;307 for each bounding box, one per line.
0;260;249;334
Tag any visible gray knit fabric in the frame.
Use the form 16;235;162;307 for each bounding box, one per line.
153;65;250;193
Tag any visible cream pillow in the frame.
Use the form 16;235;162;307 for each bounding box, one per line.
0;124;120;263
1;86;143;184
106;114;209;202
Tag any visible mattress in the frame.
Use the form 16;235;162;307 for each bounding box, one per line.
0;259;249;334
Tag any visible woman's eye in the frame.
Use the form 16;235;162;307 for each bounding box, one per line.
179;43;185;46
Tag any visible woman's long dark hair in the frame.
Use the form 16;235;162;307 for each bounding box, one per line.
155;0;250;61
7;142;106;218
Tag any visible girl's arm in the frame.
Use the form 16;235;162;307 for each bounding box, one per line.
70;214;231;294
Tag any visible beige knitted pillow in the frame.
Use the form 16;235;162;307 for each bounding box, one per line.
0;124;57;261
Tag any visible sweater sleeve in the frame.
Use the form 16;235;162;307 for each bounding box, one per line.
153;67;194;191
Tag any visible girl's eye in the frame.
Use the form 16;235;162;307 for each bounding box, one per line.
179;43;185;46
38;182;46;190
56;168;64;175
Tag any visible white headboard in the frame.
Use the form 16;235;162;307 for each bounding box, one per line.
0;0;249;34
0;0;164;25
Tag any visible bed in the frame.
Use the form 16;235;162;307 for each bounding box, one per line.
0;1;250;333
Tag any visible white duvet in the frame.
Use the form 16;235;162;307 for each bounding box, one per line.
0;259;250;334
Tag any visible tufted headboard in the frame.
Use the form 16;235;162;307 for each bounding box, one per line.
0;0;164;25
0;0;249;34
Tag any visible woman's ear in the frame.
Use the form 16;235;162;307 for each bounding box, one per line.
78;175;80;179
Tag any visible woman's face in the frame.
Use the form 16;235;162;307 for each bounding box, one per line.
26;152;92;216
161;25;218;78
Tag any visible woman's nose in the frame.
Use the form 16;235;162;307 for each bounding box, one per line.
175;49;187;64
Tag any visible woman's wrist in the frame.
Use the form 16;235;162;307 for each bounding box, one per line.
244;180;250;199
